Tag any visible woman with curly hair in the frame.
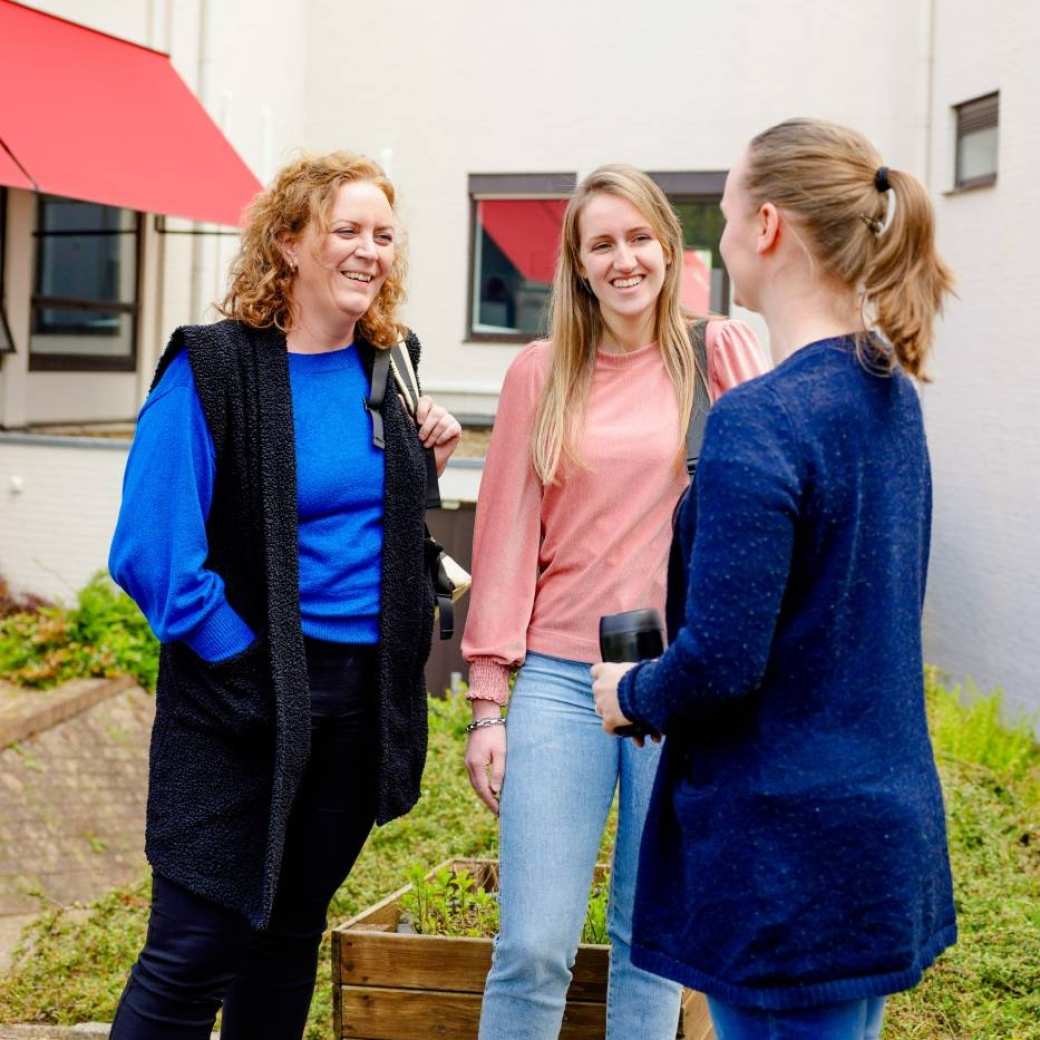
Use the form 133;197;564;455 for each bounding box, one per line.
108;152;460;1039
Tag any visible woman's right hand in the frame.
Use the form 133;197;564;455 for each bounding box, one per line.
465;716;507;815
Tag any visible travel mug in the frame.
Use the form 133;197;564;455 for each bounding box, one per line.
598;608;664;738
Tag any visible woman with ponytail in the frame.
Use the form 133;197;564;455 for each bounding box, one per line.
592;120;957;1039
462;164;765;1039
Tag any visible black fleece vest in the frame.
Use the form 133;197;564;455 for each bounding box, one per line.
144;320;433;928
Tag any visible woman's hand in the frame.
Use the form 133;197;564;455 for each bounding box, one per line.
414;395;462;475
591;661;638;734
464;711;507;815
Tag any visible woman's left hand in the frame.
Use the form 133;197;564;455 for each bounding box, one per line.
414;395;462;475
591;661;638;733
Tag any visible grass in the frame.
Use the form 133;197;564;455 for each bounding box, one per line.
882;670;1040;1040
0;691;500;1038
0;651;1036;1038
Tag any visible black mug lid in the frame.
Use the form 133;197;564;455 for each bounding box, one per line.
599;608;664;640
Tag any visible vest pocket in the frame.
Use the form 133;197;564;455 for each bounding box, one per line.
167;636;275;736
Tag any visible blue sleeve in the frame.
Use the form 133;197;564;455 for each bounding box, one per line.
108;352;257;662
618;386;802;733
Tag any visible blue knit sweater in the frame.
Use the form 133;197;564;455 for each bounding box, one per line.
618;335;956;1009
109;345;384;661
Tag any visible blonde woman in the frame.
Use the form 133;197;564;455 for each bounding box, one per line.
593;121;957;1039
108;153;460;1039
462;164;766;1039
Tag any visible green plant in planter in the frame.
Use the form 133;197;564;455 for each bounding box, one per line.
400;865;612;945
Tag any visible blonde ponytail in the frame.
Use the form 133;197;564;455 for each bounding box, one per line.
745;119;954;379
862;168;954;379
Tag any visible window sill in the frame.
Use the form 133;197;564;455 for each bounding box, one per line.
943;175;997;196
465;331;537;346
28;354;136;373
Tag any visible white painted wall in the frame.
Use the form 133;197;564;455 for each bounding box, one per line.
0;436;129;602
303;0;928;411
921;0;1040;725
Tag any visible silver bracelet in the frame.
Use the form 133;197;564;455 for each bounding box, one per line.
466;716;506;733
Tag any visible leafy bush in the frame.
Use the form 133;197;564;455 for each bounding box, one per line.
0;572;158;691
0;576;49;620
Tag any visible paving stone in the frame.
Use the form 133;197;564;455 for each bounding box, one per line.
0;681;154;963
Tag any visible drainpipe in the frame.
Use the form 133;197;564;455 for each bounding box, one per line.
189;0;213;322
923;0;936;189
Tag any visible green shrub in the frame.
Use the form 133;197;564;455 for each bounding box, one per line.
400;863;611;945
926;666;1038;783
0;572;158;691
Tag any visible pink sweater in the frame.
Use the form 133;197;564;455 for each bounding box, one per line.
461;320;767;704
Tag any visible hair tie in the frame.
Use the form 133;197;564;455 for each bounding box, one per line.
874;166;891;193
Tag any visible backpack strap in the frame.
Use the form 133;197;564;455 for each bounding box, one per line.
389;338;442;510
685;320;712;478
366;349;391;451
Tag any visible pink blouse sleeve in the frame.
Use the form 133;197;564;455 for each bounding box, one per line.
461;343;547;704
706;319;769;402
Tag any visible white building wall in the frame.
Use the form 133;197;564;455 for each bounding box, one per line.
0;436;130;601
922;0;1040;724
303;0;929;411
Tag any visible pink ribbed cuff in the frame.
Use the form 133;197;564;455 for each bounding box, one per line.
465;659;512;705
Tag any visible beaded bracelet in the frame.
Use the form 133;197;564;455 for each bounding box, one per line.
465;717;506;733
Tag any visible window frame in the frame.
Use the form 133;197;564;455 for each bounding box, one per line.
0;188;14;355
647;170;731;316
954;91;999;191
28;195;143;373
465;172;577;344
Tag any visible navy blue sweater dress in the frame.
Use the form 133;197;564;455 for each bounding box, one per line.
618;335;956;1010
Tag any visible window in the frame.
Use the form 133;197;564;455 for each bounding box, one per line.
29;195;140;371
468;173;576;342
648;171;730;315
0;189;14;354
954;92;998;189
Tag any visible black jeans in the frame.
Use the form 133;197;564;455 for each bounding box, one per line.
110;638;378;1040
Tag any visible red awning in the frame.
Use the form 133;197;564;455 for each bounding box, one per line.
480;199;567;284
0;144;32;191
0;1;261;226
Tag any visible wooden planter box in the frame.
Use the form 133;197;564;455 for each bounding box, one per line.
332;859;714;1040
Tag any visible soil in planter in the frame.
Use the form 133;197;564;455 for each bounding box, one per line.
398;863;610;945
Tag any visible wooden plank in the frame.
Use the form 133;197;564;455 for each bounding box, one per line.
681;989;716;1040
339;929;608;1001
340;985;604;1040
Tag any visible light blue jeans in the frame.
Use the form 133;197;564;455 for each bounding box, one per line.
708;997;886;1039
478;652;682;1040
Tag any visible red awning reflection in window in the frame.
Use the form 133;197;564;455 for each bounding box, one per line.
479;199;567;284
680;249;711;314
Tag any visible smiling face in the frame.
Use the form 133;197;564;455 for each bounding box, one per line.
285;179;397;339
576;192;668;333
